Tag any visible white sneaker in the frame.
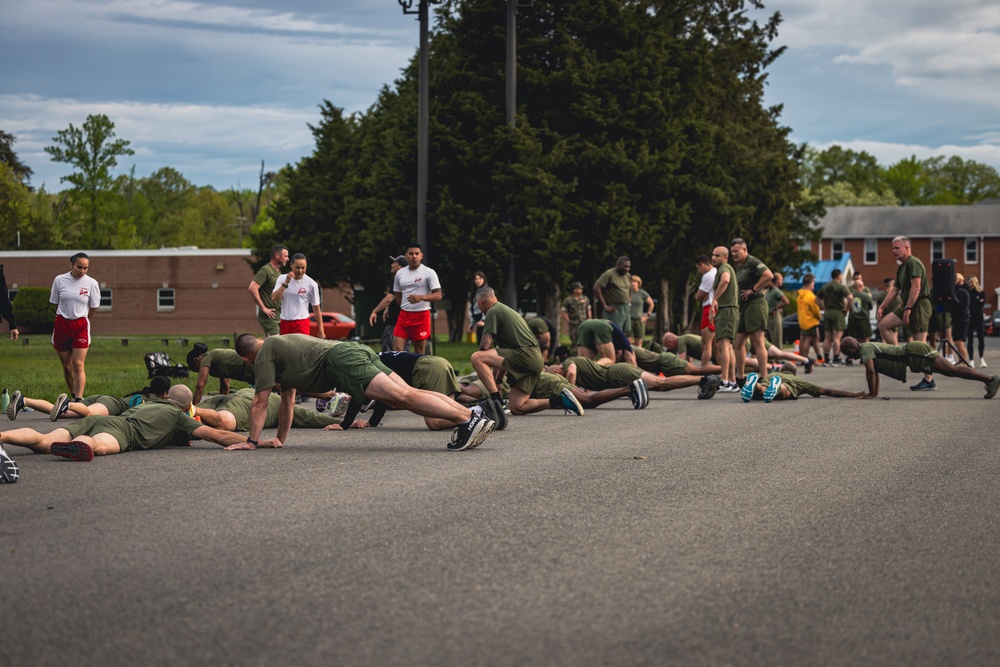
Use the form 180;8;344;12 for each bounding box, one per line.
981;359;988;368
946;354;958;364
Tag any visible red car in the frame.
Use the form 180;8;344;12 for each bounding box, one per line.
308;312;356;339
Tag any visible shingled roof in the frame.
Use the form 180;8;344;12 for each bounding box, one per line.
820;201;1000;238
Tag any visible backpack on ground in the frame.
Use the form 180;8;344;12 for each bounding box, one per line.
144;351;190;378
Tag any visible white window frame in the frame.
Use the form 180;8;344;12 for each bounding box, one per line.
831;239;844;261
98;288;113;312
864;239;878;265
157;288;176;312
931;239;945;262
965;238;979;264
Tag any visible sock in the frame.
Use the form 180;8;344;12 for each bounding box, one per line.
548;397;562;409
489;392;502;402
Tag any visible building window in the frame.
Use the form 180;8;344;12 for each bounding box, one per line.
831;240;844;261
6;289;16;303
98;288;113;312
931;239;944;261
157;288;176;312
965;238;979;264
864;239;877;264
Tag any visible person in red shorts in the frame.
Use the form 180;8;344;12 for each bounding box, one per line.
694;254;717;367
271;253;324;337
392;243;442;354
49;252;101;400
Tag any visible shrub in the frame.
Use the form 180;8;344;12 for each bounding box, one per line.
11;287;56;334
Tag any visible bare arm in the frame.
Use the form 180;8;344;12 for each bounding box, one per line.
818;386;864;398
862;359;879;398
193;366;211;405
369;292;395;326
407;287;443;305
877;286;899;319
271;274;293;302
711;272;731;314
593;281;611;312
479;333;494;352
565;363;578;386
248;281;275;318
193;424;251;448
312;305;326;339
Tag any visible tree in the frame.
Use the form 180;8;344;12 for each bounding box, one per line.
44;114;134;247
0;130;33;184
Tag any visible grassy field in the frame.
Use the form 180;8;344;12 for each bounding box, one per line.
0;335;483;402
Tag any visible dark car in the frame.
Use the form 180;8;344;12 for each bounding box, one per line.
991;311;1000;337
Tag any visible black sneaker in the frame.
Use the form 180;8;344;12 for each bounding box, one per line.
0;446;18;483
448;413;492;451
481;397;508;431
697;375;721;400
910;379;936;391
6;390;24;420
50;393;71;422
803;358;814;374
629;378;649;409
985;375;1000;399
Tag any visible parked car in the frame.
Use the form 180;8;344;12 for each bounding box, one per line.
991;311;1000;337
309;311;356;339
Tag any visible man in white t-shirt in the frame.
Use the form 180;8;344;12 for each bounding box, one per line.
49;252;102;400
392;243;442;354
694;254;717;367
271;253;324;337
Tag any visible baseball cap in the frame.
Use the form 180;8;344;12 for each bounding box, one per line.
186;342;209;369
390;255;407;267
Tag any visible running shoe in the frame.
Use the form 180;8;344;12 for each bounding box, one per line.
910;379;936;391
480;396;508;431
559;387;585;416
0;446;18;483
697;375;721;400
50;393;71;422
803;358;814;374
50;441;95;462
629;378;649;409
763;375;783;403
980;359;988;368
314;396;330;413
740;372;759;403
985;375;1000;400
6;389;24;420
448;413;492;451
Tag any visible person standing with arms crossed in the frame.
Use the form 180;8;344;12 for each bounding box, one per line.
50;252;101;401
248;244;288;337
393;243;442;355
271;253;324;338
729;238;774;399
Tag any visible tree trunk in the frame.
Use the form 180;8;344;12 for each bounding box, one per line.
657;278;671;336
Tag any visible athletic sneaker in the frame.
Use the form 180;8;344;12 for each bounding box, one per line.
447;413;492;451
697;375;721;400
50;441;95;462
980;359;988;368
629;378;649;409
0;446;18;483
6;389;24;420
50;393;71;422
763;375;783;403
910;379;936;391
740;372;759;403
985;375;1000;399
718;383;738;393
559;387;585;416
803;358;814;374
314;397;330;413
480;396;508;431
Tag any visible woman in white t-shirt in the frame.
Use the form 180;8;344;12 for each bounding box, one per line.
49;252;102;400
271;253;324;337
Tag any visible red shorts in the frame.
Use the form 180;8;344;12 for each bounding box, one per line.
701;305;716;332
52;315;91;351
394;309;432;342
280;318;311;335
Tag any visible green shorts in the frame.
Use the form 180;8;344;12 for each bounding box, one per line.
604;305;631;333
63;415;136;453
82;395;132;415
258;312;281;337
324;344;392;401
823;309;847;333
577;321;613;350
893;299;931;334
847;317;872;340
800;325;818;338
413;356;461;397
738;297;768;334
630;317;646;341
497;346;544;395
530;371;572;400
607;363;643;387
715;306;738;341
658;353;689;377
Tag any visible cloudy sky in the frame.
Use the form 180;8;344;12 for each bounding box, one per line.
3;0;999;192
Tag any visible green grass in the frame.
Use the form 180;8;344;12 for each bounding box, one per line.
1;335;482;401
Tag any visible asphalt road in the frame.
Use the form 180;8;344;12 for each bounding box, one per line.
4;345;1000;666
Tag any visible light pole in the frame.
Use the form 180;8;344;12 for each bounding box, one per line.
397;0;441;257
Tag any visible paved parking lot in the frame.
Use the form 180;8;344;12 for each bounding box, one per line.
4;347;1000;666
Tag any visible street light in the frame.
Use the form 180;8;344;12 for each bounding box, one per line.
397;0;442;258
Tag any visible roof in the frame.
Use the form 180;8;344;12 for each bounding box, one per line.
0;248;253;259
782;253;855;291
820;202;1000;239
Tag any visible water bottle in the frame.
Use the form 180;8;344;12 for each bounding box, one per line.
1;388;8;413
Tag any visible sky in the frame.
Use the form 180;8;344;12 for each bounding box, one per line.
3;0;1000;193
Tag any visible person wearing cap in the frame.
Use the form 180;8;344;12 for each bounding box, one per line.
0;385;250;461
561;281;591;347
392;243;442;355
369;254;409;352
6;376;172;422
187;343;256;404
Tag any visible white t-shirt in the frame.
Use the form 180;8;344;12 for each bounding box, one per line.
393;264;441;312
699;267;717;307
50;272;101;319
272;274;321;321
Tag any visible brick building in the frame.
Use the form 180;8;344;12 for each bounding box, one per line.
0;248;353;335
813;202;1000;310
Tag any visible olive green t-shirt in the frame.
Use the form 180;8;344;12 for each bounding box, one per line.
820;280;851;311
858;341;938;382
896;256;931;305
676;334;703;359
253;263;282;312
772;372;821;399
81;394;134;415
118;401;203;450
254;334;341;394
765;287;785;313
483;302;538;349
596;268;632;305
849;289;874;322
713;263;739;308
629;289;651;319
563;356;609;390
204;349;255;383
733;255;769;296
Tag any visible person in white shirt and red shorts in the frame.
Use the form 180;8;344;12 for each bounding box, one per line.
271;253;324;338
50;252;102;401
392;243;442;355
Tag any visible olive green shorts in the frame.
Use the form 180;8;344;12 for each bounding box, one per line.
324;344;392;401
413;356;461;397
607;363;643;388
630;318;645;341
530;371;572;400
799;325;818;338
258;312;281;337
577;321;613;350
497;346;544;395
893;299;931;334
715;306;738;341
823;309;847;333
738;297;769;334
658;353;689;377
63;415;136;453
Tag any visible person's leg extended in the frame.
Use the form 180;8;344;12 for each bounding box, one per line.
365;373;471;423
0;427;74;454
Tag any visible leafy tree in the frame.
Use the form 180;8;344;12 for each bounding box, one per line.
0;162;51;249
920;156;1000;205
0;130;33;184
800;145;890;198
44;114;134;247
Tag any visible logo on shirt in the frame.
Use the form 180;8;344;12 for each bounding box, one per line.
79;288;89;297
297;288;307;296
413;277;423;284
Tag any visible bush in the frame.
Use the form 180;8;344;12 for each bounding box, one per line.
12;287;56;334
